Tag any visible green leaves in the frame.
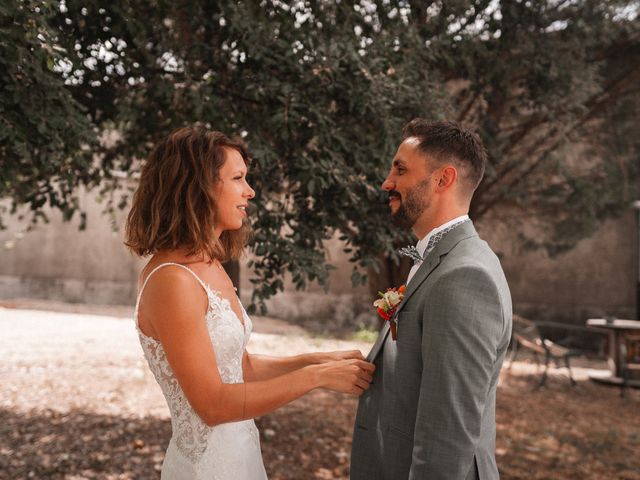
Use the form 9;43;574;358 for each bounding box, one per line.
2;0;639;304
0;1;99;229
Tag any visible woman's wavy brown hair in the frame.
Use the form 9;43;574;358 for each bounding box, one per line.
125;125;251;262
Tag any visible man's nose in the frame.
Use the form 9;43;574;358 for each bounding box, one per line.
381;177;394;191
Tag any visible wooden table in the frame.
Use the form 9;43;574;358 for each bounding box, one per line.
586;318;640;387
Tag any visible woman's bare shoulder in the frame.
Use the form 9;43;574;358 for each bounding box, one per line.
139;259;207;315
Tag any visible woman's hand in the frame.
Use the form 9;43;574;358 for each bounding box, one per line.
312;350;366;364
313;359;375;396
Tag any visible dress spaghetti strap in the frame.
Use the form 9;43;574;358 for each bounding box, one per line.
134;262;209;327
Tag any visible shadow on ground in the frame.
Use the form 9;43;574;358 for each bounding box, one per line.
0;390;355;480
497;369;640;480
0;408;169;479
2;372;639;480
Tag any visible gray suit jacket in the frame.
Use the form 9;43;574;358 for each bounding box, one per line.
351;221;512;480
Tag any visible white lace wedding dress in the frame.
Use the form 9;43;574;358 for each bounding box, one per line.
135;263;268;479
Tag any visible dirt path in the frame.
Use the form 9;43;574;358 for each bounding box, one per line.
1;305;639;479
0;306;370;479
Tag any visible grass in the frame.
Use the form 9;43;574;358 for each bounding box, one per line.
351;327;379;343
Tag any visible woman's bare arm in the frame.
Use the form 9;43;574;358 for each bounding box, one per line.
140;267;374;427
243;350;366;382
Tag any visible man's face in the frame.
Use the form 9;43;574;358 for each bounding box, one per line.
382;138;432;230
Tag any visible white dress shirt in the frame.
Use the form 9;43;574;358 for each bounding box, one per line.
406;214;470;285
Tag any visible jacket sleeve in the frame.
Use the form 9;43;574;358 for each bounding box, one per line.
409;265;505;480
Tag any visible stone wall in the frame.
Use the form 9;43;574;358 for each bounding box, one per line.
478;210;637;324
1;191;637;329
0;192;143;305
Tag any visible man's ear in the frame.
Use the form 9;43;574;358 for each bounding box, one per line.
436;166;457;191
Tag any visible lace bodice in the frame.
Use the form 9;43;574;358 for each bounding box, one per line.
135;263;266;479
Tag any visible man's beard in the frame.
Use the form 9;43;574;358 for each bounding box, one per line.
390;179;431;229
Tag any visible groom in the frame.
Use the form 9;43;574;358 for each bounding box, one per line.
351;119;512;480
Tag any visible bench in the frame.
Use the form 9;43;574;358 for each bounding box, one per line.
508;315;586;387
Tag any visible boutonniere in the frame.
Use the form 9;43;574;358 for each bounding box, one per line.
373;285;405;340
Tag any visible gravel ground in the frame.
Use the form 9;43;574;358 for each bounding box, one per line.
0;305;371;479
1;304;639;479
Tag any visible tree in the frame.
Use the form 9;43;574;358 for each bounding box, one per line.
2;0;639;311
0;0;99;229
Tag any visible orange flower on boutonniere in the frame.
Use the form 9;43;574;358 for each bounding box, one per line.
373;285;405;340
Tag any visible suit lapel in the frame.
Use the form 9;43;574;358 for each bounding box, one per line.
366;221;479;363
395;255;442;314
366;321;390;362
396;221;478;315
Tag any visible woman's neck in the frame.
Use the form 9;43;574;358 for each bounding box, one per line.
154;247;209;265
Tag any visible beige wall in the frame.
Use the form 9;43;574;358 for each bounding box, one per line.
0;191;366;307
1;191;637;324
0;192;144;304
478;210;637;323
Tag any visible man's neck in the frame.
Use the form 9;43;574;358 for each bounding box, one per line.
412;210;468;240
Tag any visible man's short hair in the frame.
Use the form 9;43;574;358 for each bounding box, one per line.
402;119;487;194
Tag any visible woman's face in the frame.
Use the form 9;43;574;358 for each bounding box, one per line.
212;147;255;236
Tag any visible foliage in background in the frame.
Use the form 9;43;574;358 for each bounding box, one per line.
0;1;99;229
2;0;639;309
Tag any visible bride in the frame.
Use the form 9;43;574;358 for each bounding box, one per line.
124;125;374;479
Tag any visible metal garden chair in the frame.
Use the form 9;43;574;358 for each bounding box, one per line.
508;315;585;387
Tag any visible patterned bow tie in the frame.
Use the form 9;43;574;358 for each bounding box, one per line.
425;218;470;254
398;245;423;264
398;218;471;264
423;229;447;256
